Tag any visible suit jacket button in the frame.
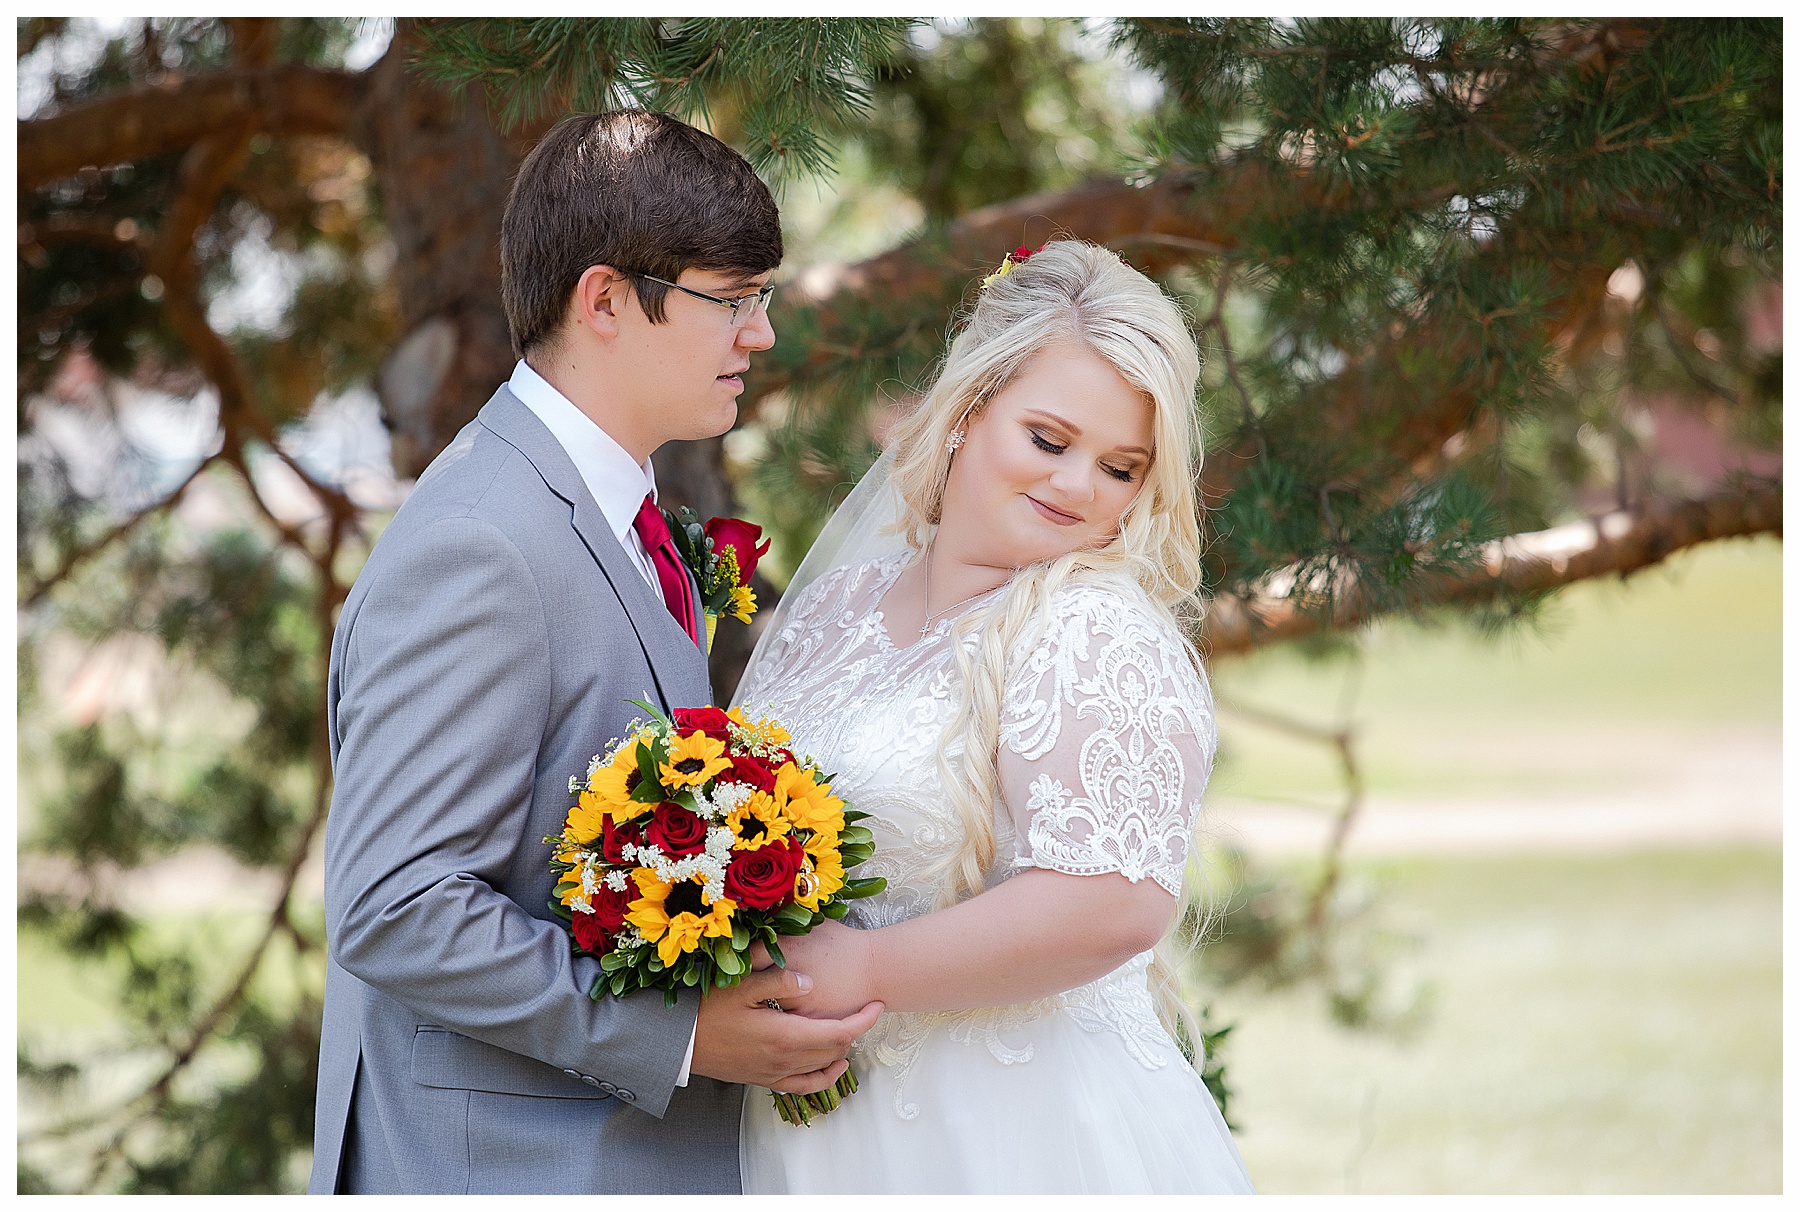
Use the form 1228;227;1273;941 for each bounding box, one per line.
562;1069;580;1079
617;1089;635;1102
598;1081;616;1094
580;1074;601;1087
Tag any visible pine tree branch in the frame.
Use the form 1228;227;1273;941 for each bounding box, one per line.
1201;477;1782;656
19;457;216;610
18;65;368;192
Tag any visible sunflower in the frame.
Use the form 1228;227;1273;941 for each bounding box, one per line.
562;790;609;844
727;584;756;623
793;845;845;912
725;791;792;851
588;762;654;824
774;763;844;836
660;730;732;791
626;869;736;967
727;709;790;748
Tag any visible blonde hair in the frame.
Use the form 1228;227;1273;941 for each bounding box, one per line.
883;240;1210;1054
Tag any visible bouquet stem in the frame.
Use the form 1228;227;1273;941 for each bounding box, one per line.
770;1065;858;1127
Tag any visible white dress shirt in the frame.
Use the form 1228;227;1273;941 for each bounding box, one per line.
507;359;696;1085
508;360;664;603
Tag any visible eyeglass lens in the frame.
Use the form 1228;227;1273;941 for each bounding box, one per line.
731;287;774;328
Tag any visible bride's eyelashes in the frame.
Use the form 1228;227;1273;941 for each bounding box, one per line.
1028;429;1137;483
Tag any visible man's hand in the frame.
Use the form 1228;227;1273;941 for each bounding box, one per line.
689;964;882;1094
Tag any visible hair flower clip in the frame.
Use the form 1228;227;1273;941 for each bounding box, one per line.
980;244;1040;291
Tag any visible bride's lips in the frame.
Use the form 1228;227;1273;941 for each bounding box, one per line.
1026;495;1082;526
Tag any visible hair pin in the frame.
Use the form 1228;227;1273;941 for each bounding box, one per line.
980;244;1042;291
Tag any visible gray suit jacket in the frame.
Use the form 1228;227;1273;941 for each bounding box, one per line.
309;385;742;1194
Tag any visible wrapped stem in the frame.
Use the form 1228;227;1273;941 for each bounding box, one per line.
769;1065;859;1126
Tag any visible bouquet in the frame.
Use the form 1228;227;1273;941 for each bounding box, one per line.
548;698;884;1124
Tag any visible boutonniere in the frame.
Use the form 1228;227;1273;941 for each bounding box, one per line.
664;508;771;651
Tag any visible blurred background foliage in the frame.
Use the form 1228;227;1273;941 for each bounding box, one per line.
16;17;1781;1192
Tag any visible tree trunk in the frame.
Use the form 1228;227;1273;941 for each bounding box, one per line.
363;19;544;478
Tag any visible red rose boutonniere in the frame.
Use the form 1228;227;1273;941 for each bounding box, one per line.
661;508;772;651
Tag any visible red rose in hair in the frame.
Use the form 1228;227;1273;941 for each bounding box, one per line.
704;517;771;584
722;754;776;793
645;803;709;857
601;815;642;865
724;837;805;910
673;706;733;741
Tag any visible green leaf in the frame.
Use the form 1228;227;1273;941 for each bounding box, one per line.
840;876;887;899
765;937;787;968
838;824;874;847
626;696;675;731
634;742;666;800
822;901;850;919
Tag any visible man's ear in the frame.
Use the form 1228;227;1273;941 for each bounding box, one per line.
570;264;632;339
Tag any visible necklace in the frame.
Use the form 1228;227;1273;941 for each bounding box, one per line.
919;547;1000;640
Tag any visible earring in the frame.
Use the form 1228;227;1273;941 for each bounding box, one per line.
945;429;966;453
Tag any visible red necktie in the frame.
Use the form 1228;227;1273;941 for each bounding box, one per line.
632;494;702;648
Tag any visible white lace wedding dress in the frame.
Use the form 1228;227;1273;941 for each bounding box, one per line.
733;553;1253;1194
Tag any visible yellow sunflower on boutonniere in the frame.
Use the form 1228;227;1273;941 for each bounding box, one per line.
660;730;731;791
660;508;772;652
626;869;737;968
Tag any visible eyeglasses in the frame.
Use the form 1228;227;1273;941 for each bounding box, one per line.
631;272;775;328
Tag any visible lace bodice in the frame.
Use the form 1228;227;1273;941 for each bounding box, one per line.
732;553;1218;1117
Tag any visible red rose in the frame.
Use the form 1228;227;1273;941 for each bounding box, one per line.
721;754;776;793
571;911;610;956
601;815;642;865
571;883;633;955
704;517;771;585
673;706;733;741
645;802;709;857
591;881;632;934
724;837;805;910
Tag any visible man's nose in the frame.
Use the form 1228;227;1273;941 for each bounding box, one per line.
737;306;776;352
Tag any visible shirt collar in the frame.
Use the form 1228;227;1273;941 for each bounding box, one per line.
508;359;657;545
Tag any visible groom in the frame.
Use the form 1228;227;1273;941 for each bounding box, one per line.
309;111;881;1194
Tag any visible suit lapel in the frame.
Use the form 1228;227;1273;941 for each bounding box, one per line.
476;386;712;711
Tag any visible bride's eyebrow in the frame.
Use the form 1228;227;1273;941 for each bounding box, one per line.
1023;409;1150;459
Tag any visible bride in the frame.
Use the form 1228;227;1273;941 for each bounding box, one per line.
730;240;1252;1194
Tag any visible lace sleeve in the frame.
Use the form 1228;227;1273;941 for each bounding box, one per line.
996;581;1216;896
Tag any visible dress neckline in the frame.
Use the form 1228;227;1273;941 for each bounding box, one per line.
866;553;1009;657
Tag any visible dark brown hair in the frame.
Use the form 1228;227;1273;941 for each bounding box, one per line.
500;110;783;356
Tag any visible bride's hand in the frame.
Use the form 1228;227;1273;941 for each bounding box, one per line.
768;919;878;1019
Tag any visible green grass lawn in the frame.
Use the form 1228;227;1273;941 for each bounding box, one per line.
1207;846;1782;1194
1210;534;1781;807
